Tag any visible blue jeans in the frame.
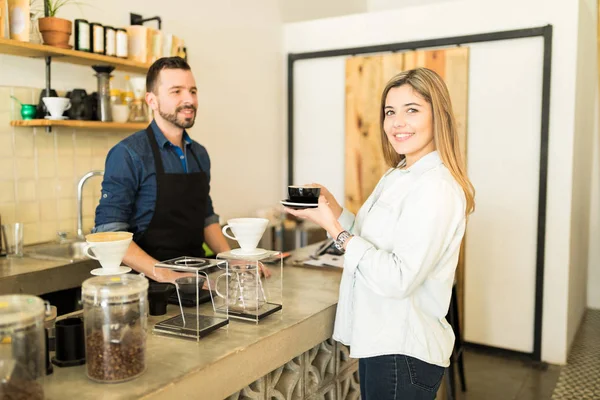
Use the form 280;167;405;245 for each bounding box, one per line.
359;354;444;400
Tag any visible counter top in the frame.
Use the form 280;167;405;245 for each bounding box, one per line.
29;244;342;399
0;254;97;296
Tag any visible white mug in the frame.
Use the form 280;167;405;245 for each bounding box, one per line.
84;232;133;271
221;218;269;253
42;97;71;118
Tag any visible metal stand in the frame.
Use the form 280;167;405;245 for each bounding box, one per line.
152;257;229;341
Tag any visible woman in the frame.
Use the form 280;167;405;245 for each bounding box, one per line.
285;67;475;400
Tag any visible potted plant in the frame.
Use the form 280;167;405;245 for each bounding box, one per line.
37;0;78;48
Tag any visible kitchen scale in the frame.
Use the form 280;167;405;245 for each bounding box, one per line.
152;256;229;341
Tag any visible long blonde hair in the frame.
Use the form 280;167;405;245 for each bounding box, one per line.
380;68;475;215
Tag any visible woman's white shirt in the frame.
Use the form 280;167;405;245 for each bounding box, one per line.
333;151;466;367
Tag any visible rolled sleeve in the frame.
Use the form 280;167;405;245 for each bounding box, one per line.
92;221;130;233
204;213;220;227
94;144;140;230
343;235;374;274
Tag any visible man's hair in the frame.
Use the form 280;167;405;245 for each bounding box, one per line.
146;57;191;93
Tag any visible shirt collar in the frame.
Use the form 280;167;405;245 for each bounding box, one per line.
397;150;443;176
151;119;192;149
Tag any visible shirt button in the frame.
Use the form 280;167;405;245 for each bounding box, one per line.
103;194;107;198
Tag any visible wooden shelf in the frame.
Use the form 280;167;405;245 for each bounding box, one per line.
10;119;148;130
0;37;151;74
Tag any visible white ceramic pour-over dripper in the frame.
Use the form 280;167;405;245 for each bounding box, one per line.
83;232;133;271
221;218;269;255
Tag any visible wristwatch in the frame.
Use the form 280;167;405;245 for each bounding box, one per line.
334;230;353;252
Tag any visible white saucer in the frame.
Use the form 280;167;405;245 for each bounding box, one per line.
280;199;319;209
44;116;68;120
231;248;269;256
90;266;131;276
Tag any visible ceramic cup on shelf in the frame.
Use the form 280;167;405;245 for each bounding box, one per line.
42;97;71;119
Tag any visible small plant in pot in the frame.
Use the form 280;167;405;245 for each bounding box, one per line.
37;0;80;49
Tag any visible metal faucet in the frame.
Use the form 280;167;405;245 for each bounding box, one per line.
77;170;104;240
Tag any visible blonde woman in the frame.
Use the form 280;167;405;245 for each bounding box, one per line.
285;68;475;400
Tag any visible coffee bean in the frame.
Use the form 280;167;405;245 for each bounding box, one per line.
85;326;145;382
0;378;44;400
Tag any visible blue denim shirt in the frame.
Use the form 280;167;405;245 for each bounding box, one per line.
93;120;219;240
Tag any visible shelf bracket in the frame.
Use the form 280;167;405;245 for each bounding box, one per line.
43;1;52;133
45;56;52;133
130;13;162;30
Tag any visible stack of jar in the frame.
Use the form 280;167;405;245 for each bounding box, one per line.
74;19;128;58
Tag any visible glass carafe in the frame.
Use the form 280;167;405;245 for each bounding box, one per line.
215;264;267;311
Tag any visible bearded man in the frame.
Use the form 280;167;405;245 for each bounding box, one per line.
93;57;231;282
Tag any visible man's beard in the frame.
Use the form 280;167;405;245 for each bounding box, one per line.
158;103;197;129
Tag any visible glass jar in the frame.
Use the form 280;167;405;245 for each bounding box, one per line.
104;26;116;57
74;19;90;52
116;28;128;58
90;22;105;55
121;90;134;108
109;88;122;106
0;295;46;400
82;274;149;383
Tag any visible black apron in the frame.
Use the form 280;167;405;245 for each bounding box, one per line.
136;125;209;262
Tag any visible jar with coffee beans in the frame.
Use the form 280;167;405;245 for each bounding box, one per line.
82;274;149;383
0;295;47;400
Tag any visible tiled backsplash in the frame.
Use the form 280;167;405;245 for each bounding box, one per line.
0;86;130;245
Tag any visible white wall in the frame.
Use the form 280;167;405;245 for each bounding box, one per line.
589;99;600;309
463;38;542;353
586;0;600;312
0;0;284;222
284;0;579;364
278;0;367;23
567;0;596;351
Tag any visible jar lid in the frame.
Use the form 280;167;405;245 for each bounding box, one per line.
82;274;148;305
0;295;45;331
104;25;115;30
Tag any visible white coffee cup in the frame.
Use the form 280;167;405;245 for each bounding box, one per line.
84;232;133;271
221;218;269;253
42;97;71;118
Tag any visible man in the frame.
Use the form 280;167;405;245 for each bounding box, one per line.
94;57;231;282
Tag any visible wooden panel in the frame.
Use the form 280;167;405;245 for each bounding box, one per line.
344;54;404;214
10;119;148;130
0;37;150;73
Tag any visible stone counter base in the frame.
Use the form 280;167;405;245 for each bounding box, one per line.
227;339;360;400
